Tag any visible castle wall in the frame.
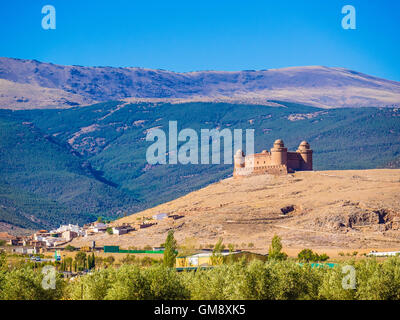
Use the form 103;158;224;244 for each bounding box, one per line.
298;150;313;171
287;152;301;171
234;164;288;177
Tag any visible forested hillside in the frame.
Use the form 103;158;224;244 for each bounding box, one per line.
0;113;139;229
1;101;399;229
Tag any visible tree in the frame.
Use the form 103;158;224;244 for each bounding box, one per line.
75;252;87;271
268;235;288;260
64;257;73;272
65;245;76;252
163;230;177;267
210;238;225;266
89;252;96;270
318;253;330;262
297;249;316;262
0;250;6;270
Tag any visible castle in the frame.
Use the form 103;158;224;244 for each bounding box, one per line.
234;139;313;177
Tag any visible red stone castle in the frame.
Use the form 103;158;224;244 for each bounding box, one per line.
234;139;313;177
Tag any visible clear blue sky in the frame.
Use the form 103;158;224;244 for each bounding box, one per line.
1;0;399;80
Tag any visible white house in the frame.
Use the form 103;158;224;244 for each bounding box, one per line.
51;224;85;237
368;251;400;257
153;213;168;220
92;223;108;233
112;226;129;235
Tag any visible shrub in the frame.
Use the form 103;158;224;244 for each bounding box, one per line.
297;249;329;262
318;264;357;300
145;265;189;300
105;265;150;300
66;268;115;300
0;267;64;300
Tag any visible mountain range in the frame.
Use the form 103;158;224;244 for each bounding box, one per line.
1;57;400;110
0;58;399;232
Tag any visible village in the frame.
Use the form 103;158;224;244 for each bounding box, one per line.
0;212;184;257
0;213;178;254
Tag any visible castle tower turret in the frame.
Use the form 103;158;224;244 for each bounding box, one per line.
297;141;313;171
270;139;287;166
234;149;245;169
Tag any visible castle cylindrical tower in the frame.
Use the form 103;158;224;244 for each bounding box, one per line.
297;141;313;171
234;149;245;169
271;139;287;166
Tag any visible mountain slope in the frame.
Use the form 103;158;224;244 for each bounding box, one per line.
0;111;140;229
0;78;93;110
1;57;399;109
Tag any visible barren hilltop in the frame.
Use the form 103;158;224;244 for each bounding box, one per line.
69;169;400;256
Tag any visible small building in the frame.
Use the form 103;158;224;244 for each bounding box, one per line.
112;226;130;235
62;230;78;242
139;222;156;229
153;246;165;252
31;240;46;248
22;239;32;247
176;252;238;268
368;250;400;257
168;214;184;220
8;238;21;246
153;213;168;221
176;251;267;268
92;223;108;233
51;224;84;236
13;247;32;255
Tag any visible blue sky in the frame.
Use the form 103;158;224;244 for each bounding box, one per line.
1;0;399;80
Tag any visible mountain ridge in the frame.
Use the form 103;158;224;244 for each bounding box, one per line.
1;57;400;109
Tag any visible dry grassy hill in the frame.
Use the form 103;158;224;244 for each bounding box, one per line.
69;169;400;256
